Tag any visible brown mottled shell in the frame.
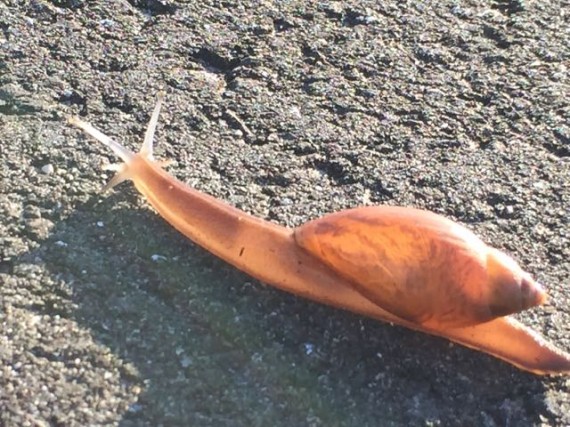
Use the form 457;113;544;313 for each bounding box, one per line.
294;206;546;329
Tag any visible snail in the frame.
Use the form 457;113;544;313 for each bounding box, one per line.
68;93;570;375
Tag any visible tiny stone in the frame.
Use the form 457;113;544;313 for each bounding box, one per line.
23;205;42;219
25;218;54;240
151;254;167;262
128;403;143;413
41;164;54;174
180;356;192;368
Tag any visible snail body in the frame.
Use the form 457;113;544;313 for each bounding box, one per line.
68;94;570;375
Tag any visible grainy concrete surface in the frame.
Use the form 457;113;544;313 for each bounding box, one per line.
1;1;569;426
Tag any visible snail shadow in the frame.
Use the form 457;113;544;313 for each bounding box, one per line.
26;194;554;426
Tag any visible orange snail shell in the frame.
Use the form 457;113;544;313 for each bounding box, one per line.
294;206;547;330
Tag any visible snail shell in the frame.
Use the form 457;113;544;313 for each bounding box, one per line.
294;206;547;329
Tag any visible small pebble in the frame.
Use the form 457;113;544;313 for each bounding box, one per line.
41;164;54;175
25;218;54;240
151;254;167;262
180;356;192;368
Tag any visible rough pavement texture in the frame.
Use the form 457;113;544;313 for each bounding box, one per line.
1;0;569;426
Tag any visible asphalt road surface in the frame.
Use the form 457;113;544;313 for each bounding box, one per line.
1;1;569;426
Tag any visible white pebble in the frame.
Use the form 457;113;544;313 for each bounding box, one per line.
180;356;192;368
151;254;167;262
41;164;54;174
